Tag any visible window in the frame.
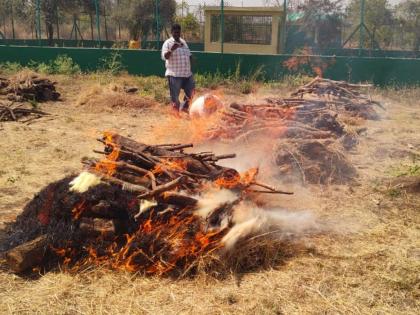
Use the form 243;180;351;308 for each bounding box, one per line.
210;14;272;45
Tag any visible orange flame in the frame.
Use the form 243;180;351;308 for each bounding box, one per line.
93;131;121;176
71;201;86;220
152;158;187;175
215;168;259;189
57;207;227;276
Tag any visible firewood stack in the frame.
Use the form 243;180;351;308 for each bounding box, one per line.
200;77;381;184
0;74;60;102
0;101;49;122
205;77;378;143
2;132;291;276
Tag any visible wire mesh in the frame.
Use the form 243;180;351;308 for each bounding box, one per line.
0;0;417;56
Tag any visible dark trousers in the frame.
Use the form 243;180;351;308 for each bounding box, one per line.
167;76;195;111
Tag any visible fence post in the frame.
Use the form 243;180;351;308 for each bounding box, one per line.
36;0;41;45
10;1;15;39
359;0;365;56
94;0;101;45
220;0;224;54
155;0;160;49
282;0;287;53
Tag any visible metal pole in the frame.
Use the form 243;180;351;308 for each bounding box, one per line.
220;0;224;54
94;0;101;45
36;0;41;44
10;1;15;39
282;0;287;53
359;0;365;56
103;2;108;41
56;4;60;40
155;0;160;49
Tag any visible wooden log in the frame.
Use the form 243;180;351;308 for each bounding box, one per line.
137;176;186;199
5;235;48;273
202;154;237;162
108;133;220;175
160;191;198;207
79;218;118;240
166;143;194;151
94;172;149;193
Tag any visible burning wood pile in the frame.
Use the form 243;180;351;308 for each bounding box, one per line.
1;132;293;276
0;101;49;122
0;73;60;102
200;77;381;184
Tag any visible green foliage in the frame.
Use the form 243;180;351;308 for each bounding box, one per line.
52;55;81;74
136;75;170;103
0;61;23;74
393;164;420;177
28;55;81;75
175;13;201;40
99;51;125;75
195;64;264;94
395;0;420;51
195;72;227;90
111;0;176;40
387;159;420;177
346;0;394;48
298;0;344;47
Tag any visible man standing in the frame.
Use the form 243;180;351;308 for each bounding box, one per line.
161;24;195;113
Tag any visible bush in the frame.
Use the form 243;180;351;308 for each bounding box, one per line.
0;62;23;74
52;55;81;75
27;55;81;75
99;51;125;75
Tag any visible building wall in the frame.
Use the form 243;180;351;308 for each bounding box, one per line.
204;7;283;55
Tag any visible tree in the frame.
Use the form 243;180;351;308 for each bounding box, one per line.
395;0;419;51
111;0;175;40
79;0;102;40
297;0;344;48
175;13;200;40
345;0;394;48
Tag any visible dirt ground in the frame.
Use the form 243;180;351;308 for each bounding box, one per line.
0;74;419;314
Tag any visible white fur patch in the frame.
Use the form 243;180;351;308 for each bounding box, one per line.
69;171;102;193
189;94;223;119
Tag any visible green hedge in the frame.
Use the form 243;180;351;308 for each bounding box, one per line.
0;45;419;86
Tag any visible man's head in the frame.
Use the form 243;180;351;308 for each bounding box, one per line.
171;24;181;41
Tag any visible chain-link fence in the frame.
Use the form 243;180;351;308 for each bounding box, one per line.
0;0;418;56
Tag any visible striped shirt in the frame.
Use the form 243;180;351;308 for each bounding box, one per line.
161;37;192;78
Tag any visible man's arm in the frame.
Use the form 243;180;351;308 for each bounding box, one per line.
163;42;181;60
161;41;171;60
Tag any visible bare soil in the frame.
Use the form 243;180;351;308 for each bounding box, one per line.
0;74;419;314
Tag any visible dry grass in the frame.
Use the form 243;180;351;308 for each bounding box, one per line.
0;74;419;314
76;83;157;111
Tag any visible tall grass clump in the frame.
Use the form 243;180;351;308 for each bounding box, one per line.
99;51;125;76
28;55;81;75
0;62;23;74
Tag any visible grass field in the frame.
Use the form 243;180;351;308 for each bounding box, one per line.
0;70;419;314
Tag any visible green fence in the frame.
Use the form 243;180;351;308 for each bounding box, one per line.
1;38;419;59
0;45;419;86
0;39;116;48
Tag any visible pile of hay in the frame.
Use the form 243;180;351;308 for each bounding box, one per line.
274;139;356;184
77;83;156;110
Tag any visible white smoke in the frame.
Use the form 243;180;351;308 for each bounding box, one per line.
195;188;238;219
222;202;319;250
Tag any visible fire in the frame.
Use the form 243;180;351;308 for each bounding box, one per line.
59;207;227;276
35;132;290;277
215;168;259;189
153;158;187;175
93;131;121;176
71;201;86;220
